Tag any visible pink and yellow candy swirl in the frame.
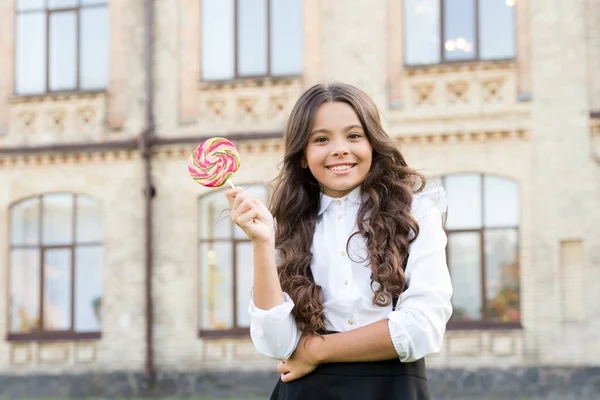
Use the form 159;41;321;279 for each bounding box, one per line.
188;137;240;187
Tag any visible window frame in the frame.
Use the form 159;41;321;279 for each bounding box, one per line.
14;0;109;96
438;174;522;330
197;183;270;338
403;0;517;67
200;0;302;82
6;192;103;342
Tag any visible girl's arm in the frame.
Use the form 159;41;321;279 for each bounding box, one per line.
252;240;284;309
298;194;452;365
225;187;301;360
249;240;301;360
310;319;398;363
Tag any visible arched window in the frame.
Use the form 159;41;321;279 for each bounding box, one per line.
198;185;268;337
8;193;103;340
436;174;520;327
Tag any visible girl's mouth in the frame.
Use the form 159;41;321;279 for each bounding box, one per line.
326;164;356;174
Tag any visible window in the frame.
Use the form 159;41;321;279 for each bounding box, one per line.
8;193;103;340
198;185;268;336
201;0;303;81
15;0;110;95
435;174;520;327
404;0;515;66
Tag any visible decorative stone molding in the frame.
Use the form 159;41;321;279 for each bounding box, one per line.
38;343;70;364
6;92;106;144
8;91;105;105
17;110;37;134
446;81;470;105
482;78;506;103
443;330;524;363
199;77;300;92
404;60;516;77
394;130;529;146
0;150;137;168
394;63;520;120
0;128;529;169
8;341;98;367
412;84;435;107
151;140;284;161
10;344;31;366
47;108;67;134
197;79;302;133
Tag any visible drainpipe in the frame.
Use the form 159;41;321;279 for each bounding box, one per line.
592;112;600;165
142;0;156;387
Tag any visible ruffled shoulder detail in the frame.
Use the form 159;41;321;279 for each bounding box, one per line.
411;185;447;218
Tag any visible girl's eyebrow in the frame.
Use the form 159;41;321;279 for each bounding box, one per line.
310;125;364;135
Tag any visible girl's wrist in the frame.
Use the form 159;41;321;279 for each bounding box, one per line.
308;334;328;364
252;237;275;249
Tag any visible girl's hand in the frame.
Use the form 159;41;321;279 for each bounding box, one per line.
224;187;275;246
277;334;321;383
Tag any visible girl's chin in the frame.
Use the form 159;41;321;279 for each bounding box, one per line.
320;184;361;197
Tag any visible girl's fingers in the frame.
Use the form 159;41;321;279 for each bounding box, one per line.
230;198;255;222
254;198;270;214
231;192;249;211
224;187;244;207
280;372;295;383
236;207;260;226
277;362;287;373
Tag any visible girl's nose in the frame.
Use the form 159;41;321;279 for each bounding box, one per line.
332;140;350;156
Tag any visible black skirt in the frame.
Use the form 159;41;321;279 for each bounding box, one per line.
269;357;430;400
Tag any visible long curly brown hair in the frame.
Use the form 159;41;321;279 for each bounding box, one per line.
270;83;426;334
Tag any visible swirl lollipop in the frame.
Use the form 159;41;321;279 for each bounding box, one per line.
188;137;240;188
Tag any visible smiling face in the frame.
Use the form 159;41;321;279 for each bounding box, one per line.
304;101;373;198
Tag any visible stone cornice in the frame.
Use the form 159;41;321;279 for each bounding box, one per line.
394;129;529;145
7;90;106;105
404;60;517;77
0;130;530;168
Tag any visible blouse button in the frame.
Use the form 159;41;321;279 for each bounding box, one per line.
340;251;346;257
337;200;342;205
347;319;353;325
337;214;343;220
344;280;349;286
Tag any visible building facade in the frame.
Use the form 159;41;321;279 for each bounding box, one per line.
0;0;599;398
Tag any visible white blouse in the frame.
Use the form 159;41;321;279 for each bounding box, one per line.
248;186;453;362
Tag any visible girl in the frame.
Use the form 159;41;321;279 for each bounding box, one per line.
225;83;452;400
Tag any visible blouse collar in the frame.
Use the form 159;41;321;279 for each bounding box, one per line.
318;186;363;216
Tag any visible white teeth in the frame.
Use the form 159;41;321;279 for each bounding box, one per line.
329;165;353;172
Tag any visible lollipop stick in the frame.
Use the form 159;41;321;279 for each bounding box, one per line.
228;179;236;188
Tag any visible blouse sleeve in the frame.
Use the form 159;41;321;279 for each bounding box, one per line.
248;287;302;360
387;188;453;362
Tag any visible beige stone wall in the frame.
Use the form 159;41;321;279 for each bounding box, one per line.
588;0;600;112
527;0;600;365
0;156;147;373
0;0;146;149
0;0;14;135
0;0;599;376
